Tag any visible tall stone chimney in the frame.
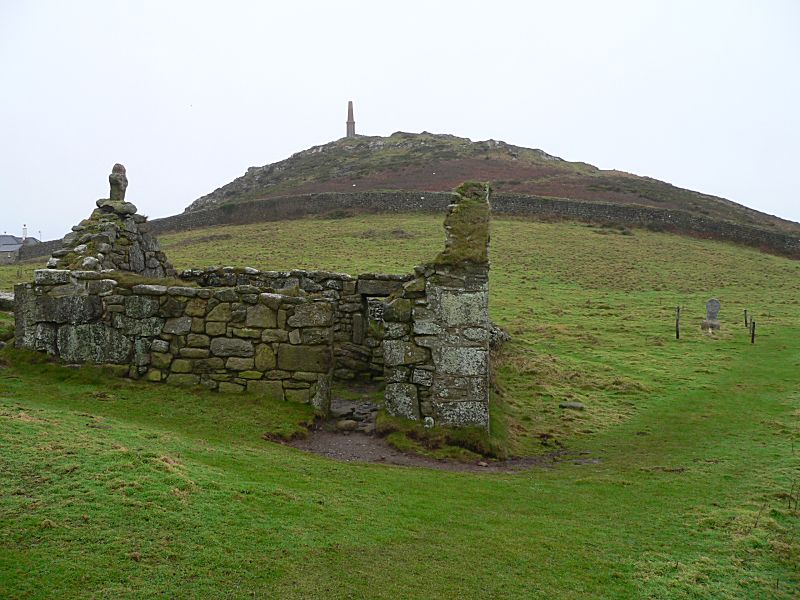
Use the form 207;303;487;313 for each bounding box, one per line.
346;101;356;138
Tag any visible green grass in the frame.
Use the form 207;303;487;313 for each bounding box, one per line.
1;215;799;598
0;312;13;342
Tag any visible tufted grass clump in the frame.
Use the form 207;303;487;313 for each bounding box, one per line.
0;311;14;342
376;410;508;460
105;270;197;289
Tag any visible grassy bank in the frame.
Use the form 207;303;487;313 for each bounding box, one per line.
1;215;798;597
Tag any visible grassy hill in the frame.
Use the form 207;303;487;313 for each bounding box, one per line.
187;132;800;235
1;215;799;597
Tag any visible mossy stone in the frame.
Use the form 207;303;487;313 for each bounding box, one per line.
254;344;276;371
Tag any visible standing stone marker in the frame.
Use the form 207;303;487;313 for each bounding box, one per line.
701;298;721;331
109;163;128;200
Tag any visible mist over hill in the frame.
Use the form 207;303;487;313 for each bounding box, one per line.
185;132;800;234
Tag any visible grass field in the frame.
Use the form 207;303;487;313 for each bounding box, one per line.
1;215;798;598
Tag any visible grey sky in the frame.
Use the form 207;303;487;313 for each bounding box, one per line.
1;0;798;240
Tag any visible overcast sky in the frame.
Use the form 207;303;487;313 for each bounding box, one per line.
1;0;798;240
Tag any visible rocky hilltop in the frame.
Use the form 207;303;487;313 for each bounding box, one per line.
185;132;800;234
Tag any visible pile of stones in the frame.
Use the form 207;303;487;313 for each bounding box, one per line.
46;164;174;277
330;397;379;434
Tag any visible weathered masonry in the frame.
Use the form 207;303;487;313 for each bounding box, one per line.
381;182;491;427
15;271;334;410
15;168;492;428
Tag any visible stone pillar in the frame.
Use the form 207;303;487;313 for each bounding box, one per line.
346;101;356;138
383;182;491;429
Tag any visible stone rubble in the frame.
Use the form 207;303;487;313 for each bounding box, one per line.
45;164;174;277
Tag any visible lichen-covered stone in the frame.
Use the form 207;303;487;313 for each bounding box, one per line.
254;344;276;371
34;295;103;324
433;290;488;327
210;338;254;357
34;269;71;285
310;375;331;413
300;328;330;345
108;163;129;200
205;321;226;336
125;295;160;318
207;303;232;321
383;298;412;322
411;368;433;387
132;285;167;296
261;328;289;342
171;359;193;373
168;286;199;298
167;373;200;387
151;339;169;353
385;383;419;420
162;316;192;335
160;296;185;318
183;298;207;316
57;324;132;363
245;304;277;328
383;340;429;366
286;302;333;327
357;278;403;296
111;314;165;337
231;327;260;339
276;344;331;372
150;352;172;369
437;347;487;376
192;357;224;372
431;401;489;428
226;356;254;371
238;371;263;380
186;333;210;348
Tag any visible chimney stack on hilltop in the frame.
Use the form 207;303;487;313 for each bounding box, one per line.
346;101;356;138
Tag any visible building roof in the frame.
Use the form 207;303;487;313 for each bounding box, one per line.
0;235;41;253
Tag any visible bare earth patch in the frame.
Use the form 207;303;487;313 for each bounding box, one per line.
286;427;590;473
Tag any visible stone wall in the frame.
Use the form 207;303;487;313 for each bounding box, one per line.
17;239;61;262
19;191;800;263
15;269;334;412
382;183;492;429
178;267;410;381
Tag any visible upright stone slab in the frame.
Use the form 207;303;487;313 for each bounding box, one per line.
382;182;491;429
701;298;721;331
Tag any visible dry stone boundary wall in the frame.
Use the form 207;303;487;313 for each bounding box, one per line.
19;192;800;262
15;269;334;412
141;192;800;259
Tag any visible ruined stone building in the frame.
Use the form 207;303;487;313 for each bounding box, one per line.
16;167;492;429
